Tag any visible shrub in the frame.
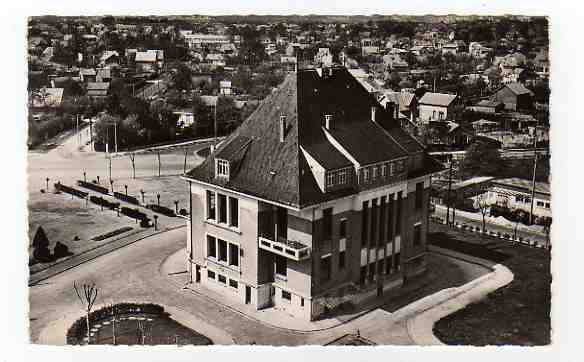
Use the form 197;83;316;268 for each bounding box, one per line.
53;242;72;259
77;180;109;195
113;191;140;205
179;208;188;216
139;218;151;228
120;207;148;220
146;204;176;217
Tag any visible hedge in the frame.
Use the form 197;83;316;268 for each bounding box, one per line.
89;195;120;210
66;303;166;345
120;206;148;221
54;183;88;199
77;180;109;195
146;204;176;217
92;226;133;241
114;192;141;205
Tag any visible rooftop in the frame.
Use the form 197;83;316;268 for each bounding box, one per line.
419;92;458;107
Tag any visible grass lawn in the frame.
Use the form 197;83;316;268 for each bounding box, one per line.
430;222;551;346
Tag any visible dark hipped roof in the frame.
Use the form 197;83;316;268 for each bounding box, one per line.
186;67;435;209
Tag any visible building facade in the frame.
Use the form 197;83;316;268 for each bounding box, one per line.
183;67;442;321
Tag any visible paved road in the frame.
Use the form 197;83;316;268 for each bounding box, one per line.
432;206;547;245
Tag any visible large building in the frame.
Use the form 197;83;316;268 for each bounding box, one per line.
182;67;442;321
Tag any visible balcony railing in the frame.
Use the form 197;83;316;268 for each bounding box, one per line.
258;235;311;261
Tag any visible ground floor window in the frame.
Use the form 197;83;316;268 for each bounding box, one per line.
395;252;401;271
282;290;291;301
207;270;215;280
338;250;346;269
385;255;392;274
229;279;238;289
218;274;227;284
320;255;332;282
360;266;366;285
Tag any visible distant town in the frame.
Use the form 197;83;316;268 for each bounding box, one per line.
28;14;550;347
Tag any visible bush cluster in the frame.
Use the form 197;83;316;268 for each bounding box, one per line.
114;191;141;205
66;302;166;345
120;207;149;222
89;195;120;210
55;183;88;199
77;180;109;195
146;204;176;217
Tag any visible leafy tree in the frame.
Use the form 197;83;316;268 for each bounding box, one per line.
173;63;193;91
461;141;504;178
32;226;51;262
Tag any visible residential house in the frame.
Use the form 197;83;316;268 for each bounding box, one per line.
174;109;196;128
314;48;333;67
467;100;504;114
378;90;418;123
492;82;534;111
79;68;97;83
85;82;110;98
134;50;164;72
486;178;551;220
182;67;442;321
418;92;458;123
219;80;232;96
361;38;380;56
183;33;231;49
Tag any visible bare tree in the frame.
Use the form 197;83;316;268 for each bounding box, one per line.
476;193;490;233
73;281;99;345
128;153;136;179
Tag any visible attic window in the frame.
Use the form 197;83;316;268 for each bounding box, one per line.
216;159;230;178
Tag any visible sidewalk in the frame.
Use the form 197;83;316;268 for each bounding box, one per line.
29;224;185;286
161;247;492;335
405;245;514;346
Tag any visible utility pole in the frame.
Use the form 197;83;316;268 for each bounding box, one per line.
445;158;453;225
213;99;218;149
529;127;538;224
114;121;118;153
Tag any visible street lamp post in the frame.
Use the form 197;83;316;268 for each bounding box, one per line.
110;180;114;193
45;177;49;192
174;200;179;214
153;215;158;231
97;175;100;185
140;189;145;204
157;194;160;206
124;185;128;196
83;171;86;183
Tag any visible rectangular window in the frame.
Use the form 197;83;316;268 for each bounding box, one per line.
545;202;551;209
537;201;545;207
229;243;239;267
218;274;227;284
206;191;216;220
338;169;347;184
377;260;384;274
385;256;392;274
322;207;333;241
396;192;403;235
229;279;238;289
381;164;387;178
320;255;332;282
515;195;524;203
363;168;370;183
275;255;287;277
207;270;216;280
370;198;378;244
301;297;304;307
326;172;335;187
339;218;347;239
415;182;424;210
398;160;405;173
379;196;386;244
389;162;395;176
218;239;227;262
395;252;401;271
361;201;369;246
207;235;217;258
229;197;239;227
282;290;291;301
414;224;422;246
217;159;229;177
368;263;375;283
372;166;378;181
360;266;367;285
387;195;394;239
339;250;346;269
218;193;227;223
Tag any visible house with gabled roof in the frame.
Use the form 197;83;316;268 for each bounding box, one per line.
182;66;442;321
418;92;459;123
492;82;534;111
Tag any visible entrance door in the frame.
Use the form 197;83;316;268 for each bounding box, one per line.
195;265;201;283
245;286;251;304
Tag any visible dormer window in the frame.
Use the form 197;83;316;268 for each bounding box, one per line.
216;159;230;179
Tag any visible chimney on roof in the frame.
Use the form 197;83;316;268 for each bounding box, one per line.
279;115;287;142
324;114;333;130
